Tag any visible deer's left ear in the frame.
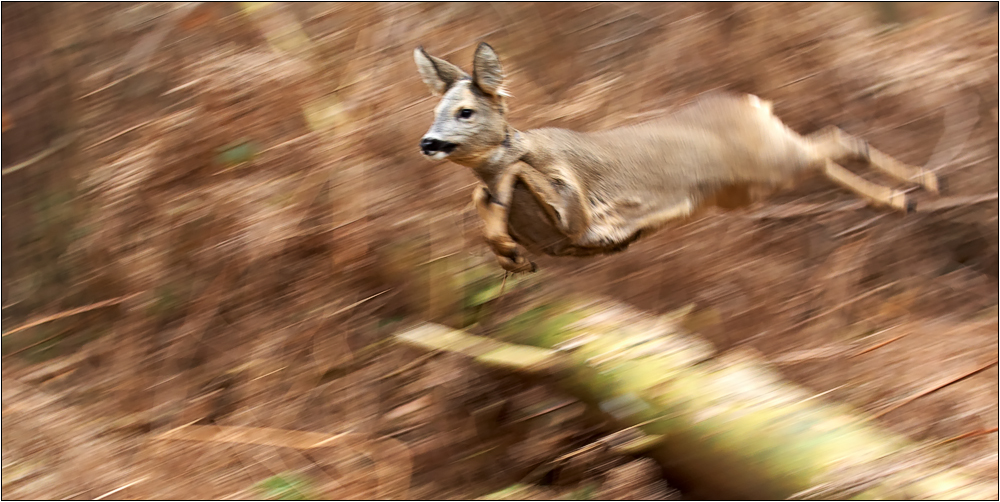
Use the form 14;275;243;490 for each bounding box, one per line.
472;42;505;97
414;46;468;96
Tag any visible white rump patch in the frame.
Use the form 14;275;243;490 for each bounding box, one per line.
747;94;773;115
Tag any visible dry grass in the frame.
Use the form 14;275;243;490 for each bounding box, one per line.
3;2;997;499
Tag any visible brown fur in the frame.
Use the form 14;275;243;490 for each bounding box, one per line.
415;43;940;273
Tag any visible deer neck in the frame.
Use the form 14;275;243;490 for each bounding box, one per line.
467;127;530;190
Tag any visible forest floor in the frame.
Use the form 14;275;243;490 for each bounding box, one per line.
3;3;997;499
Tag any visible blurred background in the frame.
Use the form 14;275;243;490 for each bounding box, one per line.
2;2;997;499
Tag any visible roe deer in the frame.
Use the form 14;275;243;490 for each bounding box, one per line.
414;43;940;273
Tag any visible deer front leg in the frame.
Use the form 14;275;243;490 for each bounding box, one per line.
475;162;589;273
474;183;536;274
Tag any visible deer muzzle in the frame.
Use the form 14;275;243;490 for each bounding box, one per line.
420;137;458;157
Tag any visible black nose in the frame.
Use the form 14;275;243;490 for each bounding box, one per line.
420;138;457;155
420;138;441;154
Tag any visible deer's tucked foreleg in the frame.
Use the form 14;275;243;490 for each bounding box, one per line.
474;183;535;273
475;162;590;272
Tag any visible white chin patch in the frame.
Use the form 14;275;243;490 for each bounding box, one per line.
431;151;449;161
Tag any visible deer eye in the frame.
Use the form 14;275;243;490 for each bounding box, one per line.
458;108;474;119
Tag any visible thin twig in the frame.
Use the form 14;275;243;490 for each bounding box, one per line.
933;427;999;447
78;75;131;100
3;293;141;338
93;477;148;500
259;133;314;155
795;385;847;407
324;290;390;319
508;399;578;425
2;133;77;176
775;72;821;90
3;324;74;359
417;251;461;267
868;361;998;421
851;332;909;358
833;214;887;238
84;120;155;151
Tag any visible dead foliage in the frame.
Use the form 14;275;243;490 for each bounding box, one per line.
3;2;997;499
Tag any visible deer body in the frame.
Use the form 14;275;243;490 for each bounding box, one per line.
415;43;939;272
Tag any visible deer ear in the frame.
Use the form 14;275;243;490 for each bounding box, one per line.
414;47;468;96
472;42;505;97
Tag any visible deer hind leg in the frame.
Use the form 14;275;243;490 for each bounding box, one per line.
626;199;696;235
810;125;939;193
823;159;913;212
868;145;939;193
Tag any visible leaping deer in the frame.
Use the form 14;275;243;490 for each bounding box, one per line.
414;43;939;273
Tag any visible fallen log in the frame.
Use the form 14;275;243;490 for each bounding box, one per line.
395;299;995;500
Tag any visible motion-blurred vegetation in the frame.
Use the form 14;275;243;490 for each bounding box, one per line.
2;2;997;499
